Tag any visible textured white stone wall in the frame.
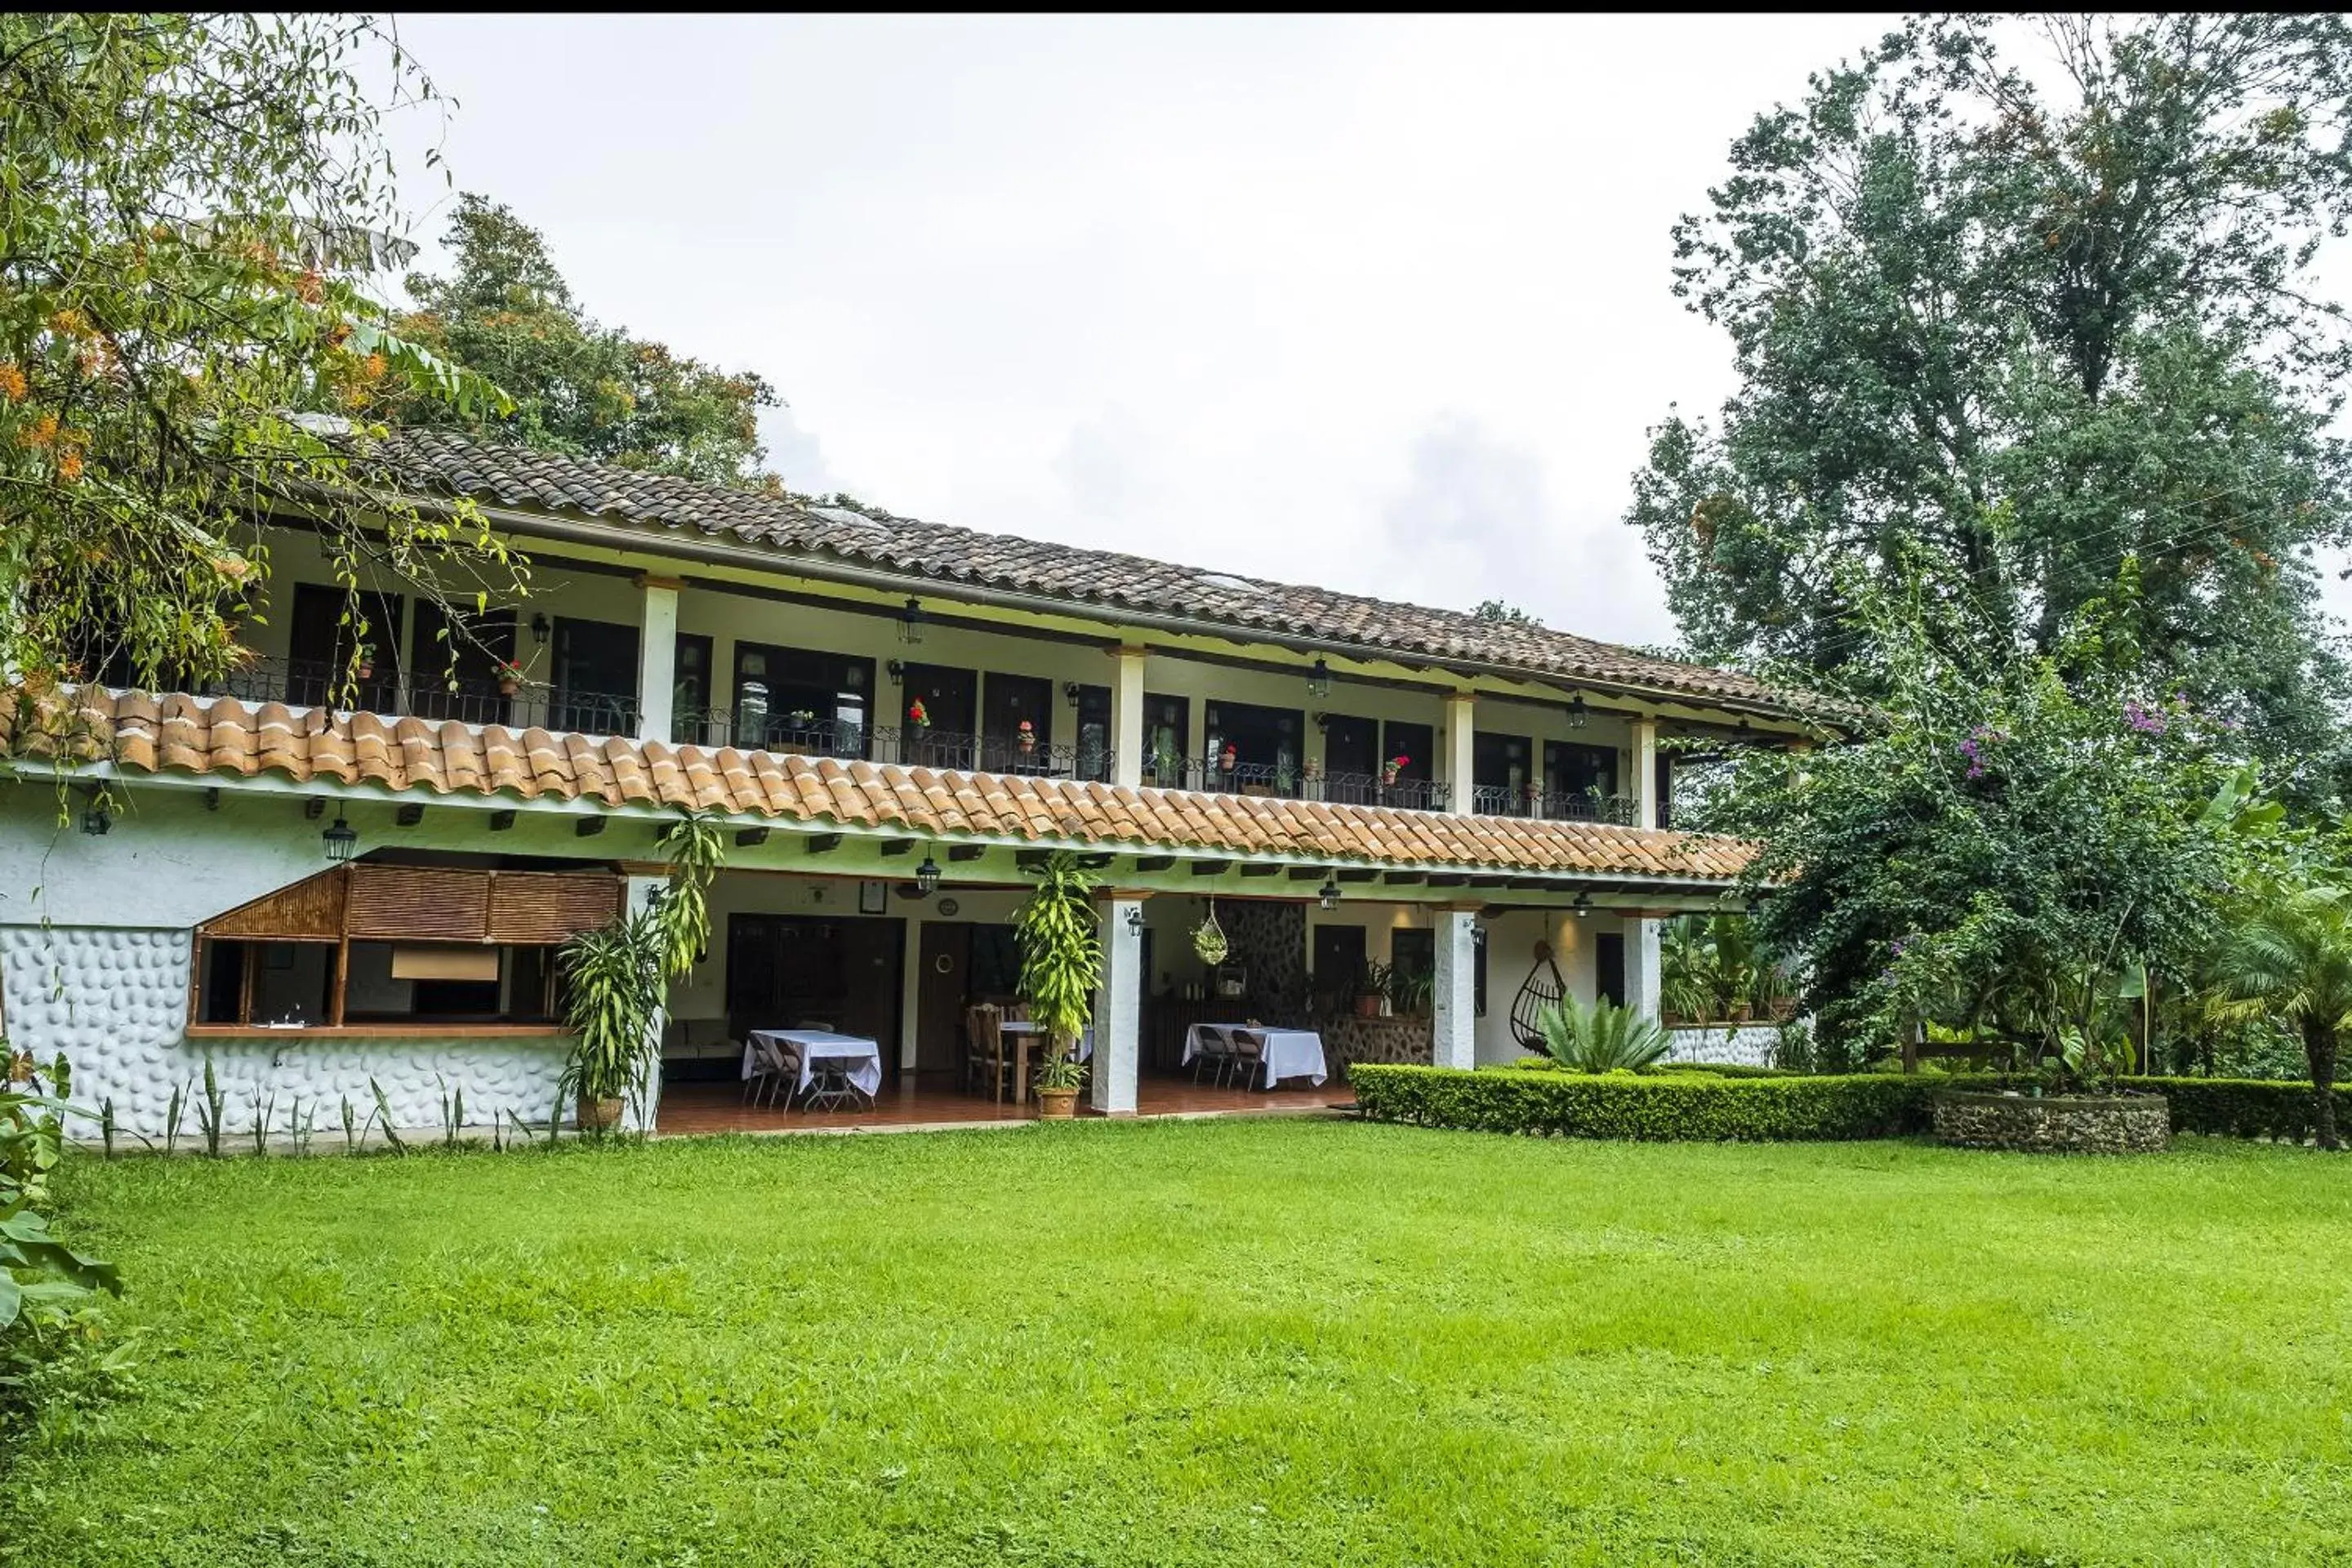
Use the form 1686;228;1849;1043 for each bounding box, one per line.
1;926;570;1138
1662;1022;1782;1068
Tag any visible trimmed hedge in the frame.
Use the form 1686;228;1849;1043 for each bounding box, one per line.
1349;1065;1924;1142
1352;1065;2352;1145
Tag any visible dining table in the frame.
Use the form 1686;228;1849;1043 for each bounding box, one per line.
743;1029;884;1107
992;1021;1092;1103
1180;1023;1329;1089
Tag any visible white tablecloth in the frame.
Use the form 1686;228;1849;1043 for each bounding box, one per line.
745;1030;884;1099
999;1020;1093;1061
1180;1025;1328;1089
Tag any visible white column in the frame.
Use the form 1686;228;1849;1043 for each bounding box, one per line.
898;915;924;1071
1432;906;1477;1069
1092;893;1143;1114
1629;717;1659;830
622;871;668;1133
1624;914;1662;1022
636;576;681;744
1110;644;1147;789
1442;692;1477;815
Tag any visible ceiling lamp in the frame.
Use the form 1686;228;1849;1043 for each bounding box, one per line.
322;813;359;863
1570;890;1592;919
1307;657;1332;699
1566;693;1589;730
1318;875;1341;911
898;596;927;645
914;853;942;894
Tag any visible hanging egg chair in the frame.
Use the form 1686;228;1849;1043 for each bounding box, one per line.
1509;940;1570;1052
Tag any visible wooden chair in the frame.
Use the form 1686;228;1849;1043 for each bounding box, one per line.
964;1004;1013;1101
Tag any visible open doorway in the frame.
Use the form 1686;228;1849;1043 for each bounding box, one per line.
724;915;904;1070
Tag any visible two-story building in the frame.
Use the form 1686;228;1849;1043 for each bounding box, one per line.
0;430;1825;1137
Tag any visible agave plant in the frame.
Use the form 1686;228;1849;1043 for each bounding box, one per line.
1534;995;1674;1073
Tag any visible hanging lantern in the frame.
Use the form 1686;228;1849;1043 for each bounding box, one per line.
1307;657;1332;699
898;596;927;644
915;854;942;894
1566;693;1589;729
1318;875;1341;911
322;813;359;863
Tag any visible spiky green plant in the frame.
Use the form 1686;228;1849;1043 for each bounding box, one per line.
164;1081;187;1158
1535;996;1674;1074
370;1079;405;1153
1013;851;1102;1093
196;1058;223;1158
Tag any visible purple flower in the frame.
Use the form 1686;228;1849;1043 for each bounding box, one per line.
2123;699;2167;736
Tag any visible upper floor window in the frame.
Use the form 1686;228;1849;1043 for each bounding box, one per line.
734;642;872;756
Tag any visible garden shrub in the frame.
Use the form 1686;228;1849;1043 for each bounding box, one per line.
1350;1065;1927;1142
1352;1066;2352;1145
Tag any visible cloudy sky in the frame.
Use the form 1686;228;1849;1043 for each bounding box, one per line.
377;15;2339;651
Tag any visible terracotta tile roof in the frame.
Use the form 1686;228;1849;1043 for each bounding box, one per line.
7;688;1757;884
359;429;1830;723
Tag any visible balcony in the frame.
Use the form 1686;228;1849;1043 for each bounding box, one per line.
182;657;1644;826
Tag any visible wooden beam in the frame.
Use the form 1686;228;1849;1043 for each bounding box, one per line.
1133;855;1175;874
1015;850;1051;871
1286;866;1325;881
806;832;843;855
880;839;916;857
734;826;770;848
1189;859;1233;876
1078;852;1116;870
1240;862;1281;878
394;803;425;827
488;808;516;832
947;844;986;862
1335;868;1380;884
1383;871;1424;886
1468;875;1512;889
1426;873;1468;888
574;817;607;838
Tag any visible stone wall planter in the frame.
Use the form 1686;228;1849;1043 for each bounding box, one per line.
1931;1089;2170;1155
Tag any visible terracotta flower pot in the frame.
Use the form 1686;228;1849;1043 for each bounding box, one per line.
1037;1086;1080;1120
498;676;521;697
1355;993;1383;1019
577;1094;625;1134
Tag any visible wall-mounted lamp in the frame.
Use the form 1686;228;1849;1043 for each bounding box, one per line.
1125;904;1146;936
1318;875;1341;911
898;596;927;645
914;854;942;894
1307;657;1332;699
1566;693;1589;730
1063;682;1083;709
1571;891;1592;918
1310;711;1330;733
322;813;358;863
530;612;552;646
885;659;906;686
79;791;112;836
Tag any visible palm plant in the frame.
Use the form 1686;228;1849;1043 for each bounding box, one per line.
1534;995;1673;1073
557;909;667;1129
1659;916;1716;1022
2204;884;2352;1152
1015;851;1102;1094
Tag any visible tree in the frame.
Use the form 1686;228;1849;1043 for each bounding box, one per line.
1472;599;1541;628
0;14;523;706
2205;883;2352;1151
1630;15;2352;801
391;195;784;490
1013;851;1102;1094
1710;571;2234;1069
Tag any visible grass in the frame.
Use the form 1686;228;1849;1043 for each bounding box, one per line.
6;1120;2350;1566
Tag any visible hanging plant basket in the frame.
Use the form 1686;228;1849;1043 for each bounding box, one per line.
1192;902;1229;966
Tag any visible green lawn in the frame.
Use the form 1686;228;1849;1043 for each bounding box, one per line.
6;1120;2349;1566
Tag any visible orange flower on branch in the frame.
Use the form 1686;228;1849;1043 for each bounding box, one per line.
0;363;25;401
16;412;59;448
56;449;83;482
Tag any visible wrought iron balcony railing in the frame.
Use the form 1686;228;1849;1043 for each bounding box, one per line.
1470;785;1642;825
197;656;644;737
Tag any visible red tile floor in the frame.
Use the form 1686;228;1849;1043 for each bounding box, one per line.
654;1068;1352;1135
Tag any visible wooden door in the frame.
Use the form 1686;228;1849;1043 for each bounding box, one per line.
915;921;971;1073
982;672;1053;771
411;600;517;724
899;663;978;768
1595;933;1626;1008
287;581;404;711
836;919;905;1067
1312;924;1366;1012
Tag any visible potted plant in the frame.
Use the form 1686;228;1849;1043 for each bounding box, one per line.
1355;959;1392;1018
1192;901;1229;966
1219;742;1239;775
906;697;930;729
1381;753;1408;787
353;644;375;682
1017;717;1037;755
495;657;525;697
559;810;725;1134
1388;965;1436;1018
1014;849;1102;1120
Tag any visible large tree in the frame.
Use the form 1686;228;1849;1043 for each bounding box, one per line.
0;13;524;704
1630;15;2352;800
391;195;784;490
